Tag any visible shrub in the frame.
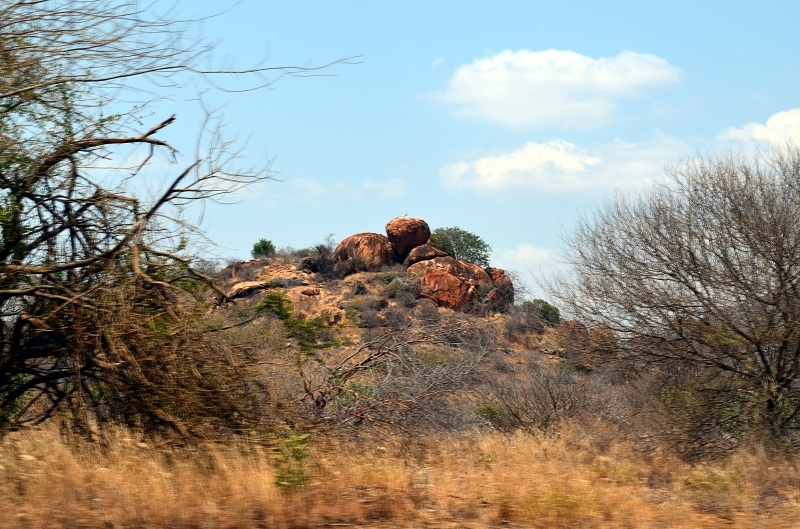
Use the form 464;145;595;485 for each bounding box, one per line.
274;431;311;491
383;308;411;329
482;367;588;432
256;291;294;321
476;404;505;429
251;238;276;258
381;279;418;309
355;310;385;329
381;278;410;298
378;264;407;283
523;299;561;327
255;291;337;352
503;314;544;344
301;317;494;430
277;235;338;277
0;1;288;438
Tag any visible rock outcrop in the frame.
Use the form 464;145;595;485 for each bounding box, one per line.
301;217;514;313
226;280;268;300
403;244;448;266
224;263;313;300
333;233;396;277
385;217;430;262
406;256;494;310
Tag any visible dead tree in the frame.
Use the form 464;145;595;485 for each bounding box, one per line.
0;0;348;437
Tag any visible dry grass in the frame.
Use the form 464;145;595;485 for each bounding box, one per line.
2;424;800;528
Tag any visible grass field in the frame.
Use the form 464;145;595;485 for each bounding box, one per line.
2;424;799;528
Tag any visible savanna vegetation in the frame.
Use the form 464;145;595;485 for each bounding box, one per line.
2;2;800;528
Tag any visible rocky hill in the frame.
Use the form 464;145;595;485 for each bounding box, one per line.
204;217;611;435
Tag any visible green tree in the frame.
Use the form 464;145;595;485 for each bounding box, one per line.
429;227;492;267
427;232;455;257
550;145;800;440
251;238;276;258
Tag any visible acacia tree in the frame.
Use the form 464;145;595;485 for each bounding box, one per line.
0;1;346;436
551;145;800;439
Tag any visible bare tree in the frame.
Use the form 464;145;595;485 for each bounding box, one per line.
0;1;349;436
550;145;800;439
298;315;494;431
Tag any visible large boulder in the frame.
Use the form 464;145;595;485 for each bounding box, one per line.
225;280;268;300
406;256;493;310
333;233;396;277
385;217;430;261
403;243;448;266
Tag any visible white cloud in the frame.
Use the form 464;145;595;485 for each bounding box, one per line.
441;140;599;191
494;243;557;271
441;135;689;194
719;108;800;145
435;49;682;128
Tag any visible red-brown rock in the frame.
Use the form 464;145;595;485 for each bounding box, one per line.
385;217;430;261
333;233;397;276
403;243;448;266
406;256;493;310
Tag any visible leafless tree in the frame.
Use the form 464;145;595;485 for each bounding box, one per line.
299;315;494;431
0;1;350;437
550;145;800;439
479;367;586;432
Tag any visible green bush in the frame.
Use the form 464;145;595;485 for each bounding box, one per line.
523;299;561;327
255;291;337;352
251;238;276;258
274;431;310;492
429;227;491;267
256;291;293;321
476;404;506;429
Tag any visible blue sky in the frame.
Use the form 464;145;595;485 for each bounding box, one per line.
152;1;800;295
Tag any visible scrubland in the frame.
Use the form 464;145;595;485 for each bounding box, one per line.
7;2;800;526
5;254;800;528
0;258;800;529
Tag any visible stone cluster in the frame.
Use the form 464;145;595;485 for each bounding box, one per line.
333;217;513;312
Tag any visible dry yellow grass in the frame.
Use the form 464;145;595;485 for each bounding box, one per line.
2;424;800;528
